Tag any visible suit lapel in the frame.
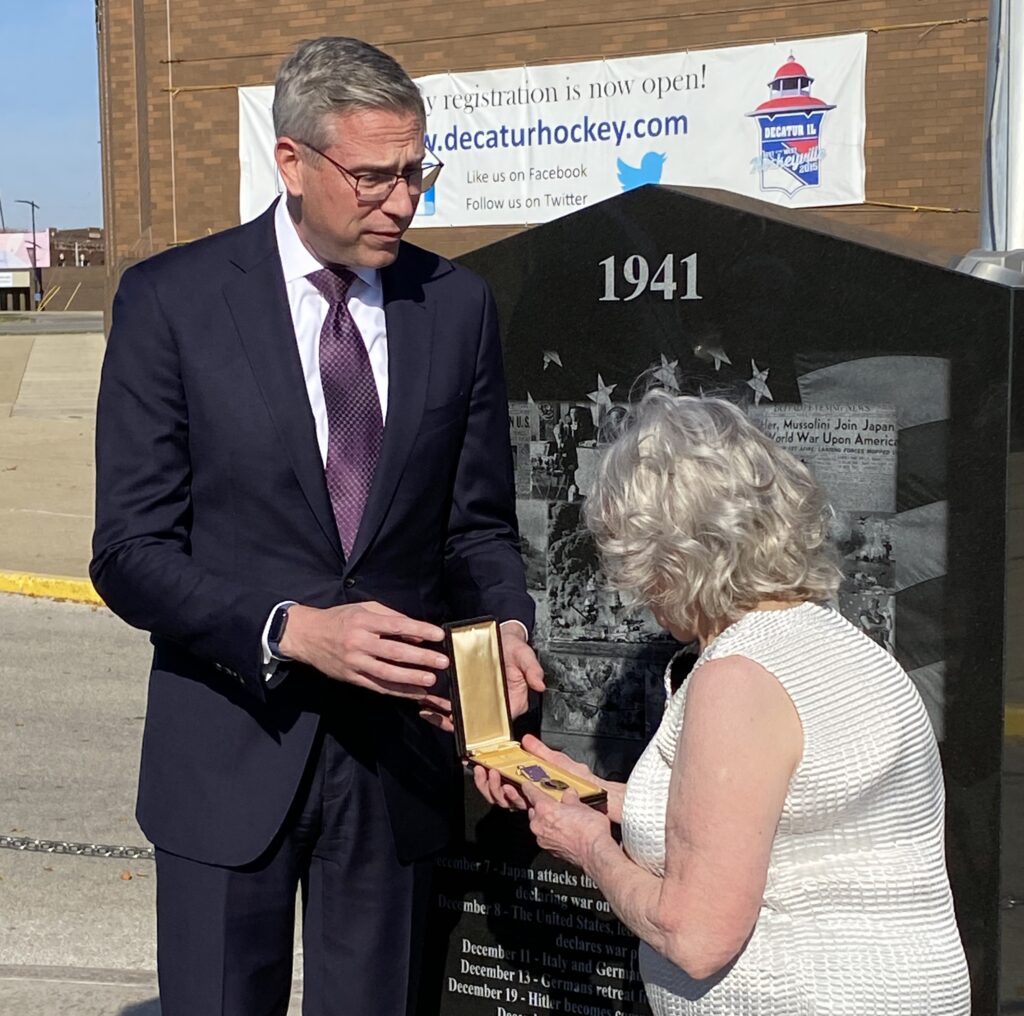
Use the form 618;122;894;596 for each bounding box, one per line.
344;254;435;573
222;211;345;567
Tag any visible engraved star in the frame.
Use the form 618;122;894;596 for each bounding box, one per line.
654;354;680;391
543;350;563;370
587;374;617;411
746;360;773;405
693;343;733;371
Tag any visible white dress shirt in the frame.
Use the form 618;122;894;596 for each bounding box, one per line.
274;195;388;457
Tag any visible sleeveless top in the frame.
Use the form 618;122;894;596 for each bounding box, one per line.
621;603;970;1016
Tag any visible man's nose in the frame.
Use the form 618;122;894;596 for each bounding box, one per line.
382;177;416;219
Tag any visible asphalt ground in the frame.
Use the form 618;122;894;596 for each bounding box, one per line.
0;312;105;336
1;595;157;1012
0;594;305;1013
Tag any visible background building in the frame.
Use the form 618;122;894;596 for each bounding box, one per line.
50;227;105;268
37;227;106;312
95;0;987;278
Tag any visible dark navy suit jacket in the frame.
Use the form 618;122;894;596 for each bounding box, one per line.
91;204;533;867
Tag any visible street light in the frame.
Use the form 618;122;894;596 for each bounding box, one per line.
15;199;41;309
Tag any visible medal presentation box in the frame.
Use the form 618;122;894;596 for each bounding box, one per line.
414;186;1022;1016
445;617;606;807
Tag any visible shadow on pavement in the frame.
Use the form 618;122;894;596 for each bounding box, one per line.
118;999;160;1015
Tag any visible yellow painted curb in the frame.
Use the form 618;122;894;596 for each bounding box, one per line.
1007;706;1024;739
0;571;105;606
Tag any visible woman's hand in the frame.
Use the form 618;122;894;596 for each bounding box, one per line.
521;733;599;781
521;782;615;871
472;760;530;809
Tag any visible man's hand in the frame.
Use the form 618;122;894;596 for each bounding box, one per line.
280;602;447;700
499;621;545;719
419;619;544;732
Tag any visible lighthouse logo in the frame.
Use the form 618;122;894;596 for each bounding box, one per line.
747;55;836;197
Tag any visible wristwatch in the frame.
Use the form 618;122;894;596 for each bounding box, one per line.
267;602;295;661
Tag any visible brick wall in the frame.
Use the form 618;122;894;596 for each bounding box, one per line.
96;0;989;274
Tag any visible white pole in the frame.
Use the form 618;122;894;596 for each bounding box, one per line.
980;0;1024;250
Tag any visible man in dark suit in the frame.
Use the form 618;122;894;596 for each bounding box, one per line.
91;37;540;1016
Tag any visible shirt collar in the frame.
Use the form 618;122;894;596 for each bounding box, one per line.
274;196;380;292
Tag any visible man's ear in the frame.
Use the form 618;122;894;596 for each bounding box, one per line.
275;138;304;197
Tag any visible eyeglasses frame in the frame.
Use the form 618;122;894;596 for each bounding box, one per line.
298;140;443;204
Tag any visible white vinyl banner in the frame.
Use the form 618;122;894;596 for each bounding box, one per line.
239;33;866;228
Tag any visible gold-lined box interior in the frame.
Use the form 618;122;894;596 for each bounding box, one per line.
445;617;607;807
447;617;512;753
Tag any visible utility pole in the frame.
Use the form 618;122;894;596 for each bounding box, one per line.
0;191;6;230
15;199;42;309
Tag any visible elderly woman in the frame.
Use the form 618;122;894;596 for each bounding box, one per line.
476;391;970;1015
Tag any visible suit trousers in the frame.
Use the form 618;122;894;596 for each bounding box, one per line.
154;714;434;1016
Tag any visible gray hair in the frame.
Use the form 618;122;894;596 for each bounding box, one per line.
272;37;425;149
585;390;840;634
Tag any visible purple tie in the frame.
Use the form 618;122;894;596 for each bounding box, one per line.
307;267;383;557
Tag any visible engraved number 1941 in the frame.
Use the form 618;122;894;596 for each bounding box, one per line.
598;253;702;302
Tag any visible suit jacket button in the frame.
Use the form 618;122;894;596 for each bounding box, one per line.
344;577;356;588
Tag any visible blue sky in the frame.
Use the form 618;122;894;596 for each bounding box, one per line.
2;0;102;229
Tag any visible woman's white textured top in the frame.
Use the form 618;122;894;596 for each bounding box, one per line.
621;602;970;1015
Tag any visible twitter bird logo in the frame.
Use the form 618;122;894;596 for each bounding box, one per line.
617;151;667;191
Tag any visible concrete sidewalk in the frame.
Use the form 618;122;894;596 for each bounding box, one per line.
0;319;102;580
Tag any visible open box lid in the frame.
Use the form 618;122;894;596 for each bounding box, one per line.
444;616;513;758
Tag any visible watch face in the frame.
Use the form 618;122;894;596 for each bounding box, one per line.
269;606;289;644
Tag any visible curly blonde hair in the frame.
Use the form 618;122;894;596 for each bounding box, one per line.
585;391;840;634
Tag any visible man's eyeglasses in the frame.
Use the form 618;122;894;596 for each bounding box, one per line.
300;141;443;204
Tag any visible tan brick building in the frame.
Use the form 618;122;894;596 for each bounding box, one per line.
95;0;989;280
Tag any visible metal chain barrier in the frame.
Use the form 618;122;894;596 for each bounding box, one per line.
0;834;154;860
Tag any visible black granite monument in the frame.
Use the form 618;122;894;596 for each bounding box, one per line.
416;186;1023;1016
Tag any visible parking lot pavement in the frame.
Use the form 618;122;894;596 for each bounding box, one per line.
0;312;104;336
0;594;306;1014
